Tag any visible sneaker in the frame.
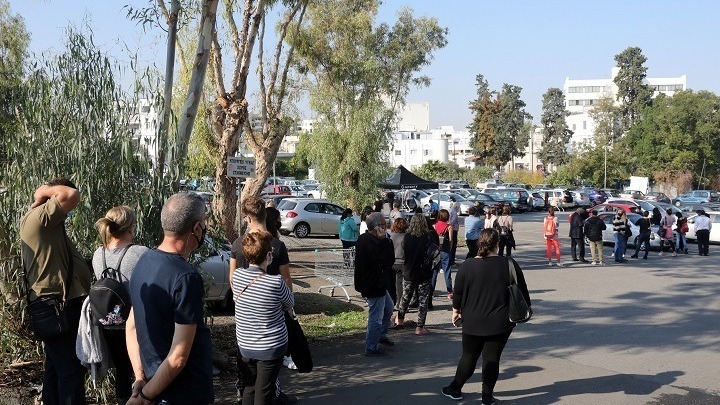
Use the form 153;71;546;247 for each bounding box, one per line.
630;254;638;259
276;391;298;404
365;347;386;356
599;261;605;266
659;252;664;256
548;261;553;266
447;293;454;300
282;356;297;370
643;256;648;260
556;261;564;267
441;386;463;401
481;394;498;405
378;337;395;347
673;252;677;257
591;261;597;265
580;259;590;263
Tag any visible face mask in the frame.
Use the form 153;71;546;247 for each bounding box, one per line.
193;225;207;251
267;252;273;267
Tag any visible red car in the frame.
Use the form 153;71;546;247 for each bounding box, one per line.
590;202;640;215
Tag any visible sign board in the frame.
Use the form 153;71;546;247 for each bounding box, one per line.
227;157;256;178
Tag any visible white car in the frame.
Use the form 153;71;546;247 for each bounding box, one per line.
278;198;359;238
306;185;327;199
420;192;473;215
585;212;664;251
684;211;720;243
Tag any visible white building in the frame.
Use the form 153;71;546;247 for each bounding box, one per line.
564;67;686;148
391;131;448;171
128;99;159;167
395;102;430;132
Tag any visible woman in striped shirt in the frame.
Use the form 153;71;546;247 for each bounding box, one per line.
233;231;294;404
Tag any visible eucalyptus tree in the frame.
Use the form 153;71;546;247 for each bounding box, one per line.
613;46;653;132
538;87;572;167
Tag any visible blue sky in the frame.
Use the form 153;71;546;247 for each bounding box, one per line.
10;0;720;130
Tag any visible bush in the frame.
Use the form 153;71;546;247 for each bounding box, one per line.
503;169;546;186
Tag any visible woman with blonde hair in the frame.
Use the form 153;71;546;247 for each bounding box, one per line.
91;206;148;403
395;214;436;335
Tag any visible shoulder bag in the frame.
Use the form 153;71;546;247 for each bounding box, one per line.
507;259;532;323
285;310;313;373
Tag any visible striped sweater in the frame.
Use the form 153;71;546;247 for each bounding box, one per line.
233;265;294;360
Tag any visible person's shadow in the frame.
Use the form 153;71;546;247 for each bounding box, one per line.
499;370;683;404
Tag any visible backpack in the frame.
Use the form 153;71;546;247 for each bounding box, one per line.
419;235;440;279
680;219;689;234
623;221;632;239
89;246;132;328
544;216;556;237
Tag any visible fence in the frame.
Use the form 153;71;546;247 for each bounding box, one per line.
314;248;355;301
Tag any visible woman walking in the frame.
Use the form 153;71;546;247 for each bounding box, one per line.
389;218;408;308
338;208;360;249
395;214;436;335
92;206;149;404
484;207;497;229
495;206;514;257
442;229;531;404
544;207;563;266
234;231;294;404
430;209;453;309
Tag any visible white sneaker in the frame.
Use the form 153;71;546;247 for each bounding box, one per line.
556;261;564;267
591;261;597;265
548;261;553;266
283;356;297;370
659;252;664;256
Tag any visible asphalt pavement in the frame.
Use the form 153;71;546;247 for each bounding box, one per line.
278;210;720;404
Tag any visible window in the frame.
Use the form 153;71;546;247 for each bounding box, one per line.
395;150;401;156
572;124;576;131
410;149;417;155
583;121;587;130
304;203;320;213
424;150;430;156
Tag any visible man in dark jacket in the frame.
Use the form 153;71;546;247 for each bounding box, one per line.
584;209;607;266
354;212;395;356
569;208;589;262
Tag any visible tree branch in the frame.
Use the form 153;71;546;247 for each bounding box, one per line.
257;14;268;129
267;1;301;108
235;0;264;92
276;1;306;113
222;0;242;87
211;27;227;99
157;0;188;72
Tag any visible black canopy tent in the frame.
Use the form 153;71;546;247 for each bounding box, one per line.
377;165;439;190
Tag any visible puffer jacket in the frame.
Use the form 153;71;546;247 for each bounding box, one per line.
584;216;606;242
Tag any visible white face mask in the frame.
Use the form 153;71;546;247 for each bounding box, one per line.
266;252;273;267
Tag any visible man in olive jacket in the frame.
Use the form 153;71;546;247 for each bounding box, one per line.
354;212;395;356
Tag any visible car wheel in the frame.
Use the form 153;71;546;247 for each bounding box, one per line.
294;222;310;238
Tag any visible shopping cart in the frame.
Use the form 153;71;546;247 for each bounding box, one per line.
314;248;355;301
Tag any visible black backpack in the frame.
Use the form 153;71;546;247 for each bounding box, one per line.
89;246;132;329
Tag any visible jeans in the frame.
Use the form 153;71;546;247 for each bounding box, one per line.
570;237;585;260
42;299;86;405
431;251;452;294
239;356;283;405
365;291;394;352
341;240;356;249
449;331;512;398
697;229;710;255
613;232;626;261
589;240;603;263
465;239;478;259
675;232;686;252
634;231;651;258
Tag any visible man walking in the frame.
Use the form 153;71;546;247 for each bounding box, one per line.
569;208;588;262
126;193;213;404
584;209;606;266
448;202;460;265
354;212;395;356
694;209;712;256
631;210;652;260
20;178;92;405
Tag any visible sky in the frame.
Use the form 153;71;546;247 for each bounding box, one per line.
9;0;720;130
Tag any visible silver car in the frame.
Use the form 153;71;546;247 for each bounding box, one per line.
194;239;233;308
587;212;664;251
279;198;360;238
420;192;473;215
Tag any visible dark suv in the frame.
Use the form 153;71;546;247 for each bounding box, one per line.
492;188;531;213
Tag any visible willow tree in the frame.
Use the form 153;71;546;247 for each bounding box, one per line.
294;0;447;209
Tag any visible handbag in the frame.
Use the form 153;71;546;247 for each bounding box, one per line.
285;311;313;373
507;259;532;323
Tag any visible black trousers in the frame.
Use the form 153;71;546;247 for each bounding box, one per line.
393;263;404;309
633;231;651;259
239;356;283;405
570;237;585;260
450;230;459;264
103;328;132;400
697;229;711;255
42;299;86;405
465;239;478;259
450;331;512;398
497;236;512;257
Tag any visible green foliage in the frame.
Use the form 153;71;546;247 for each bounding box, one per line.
294;0;447;210
414;160;462;182
468;76;531;168
587;96;622;147
463;165;494;188
0;28;173;368
539;87;572;166
614;46;653;132
503;169;546;187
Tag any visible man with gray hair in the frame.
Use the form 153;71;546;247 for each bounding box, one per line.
354;212;395;356
126;193;214;404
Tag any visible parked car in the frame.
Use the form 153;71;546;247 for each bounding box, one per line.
278;198;360;238
289;185;309;197
571;191;592;207
685;211;720;243
672;190;720;207
476;179;504;189
306;185;327;199
538;189;574;209
420;193;473;215
262;194;291;208
530;192;545;211
585;212;664;251
261;184;291;195
591;202;640;215
195;238;233;309
487;188;531;212
449;180;471;189
601;188;622;198
680;204;720;215
578;188;607;205
645;192;671;204
465;192;508;212
618;190;646;200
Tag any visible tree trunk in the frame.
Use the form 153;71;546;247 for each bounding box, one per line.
158;0;181;177
176;0;219;185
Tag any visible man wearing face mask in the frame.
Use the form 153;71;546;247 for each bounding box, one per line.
354;212;396;356
126;192;214;405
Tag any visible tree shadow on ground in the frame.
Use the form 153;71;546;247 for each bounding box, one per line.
294;292;364;316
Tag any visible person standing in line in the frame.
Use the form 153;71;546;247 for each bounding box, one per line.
20;178;93;405
612;210;628;263
495;206;514;257
484;207;497;229
389;218;408;309
675;211;688;255
338;208;360;249
431;209;454;307
694;209;712;256
234;231;294;405
658;209;676;256
631;210;652;260
442;229;531;405
92;206;149;404
569;207;588;262
125;192;213;405
395;214;436;335
448;202;461;265
429;199;440;213
584;209;606;265
389;200;405;225
543;207;563;266
373;196;383;213
359;206;374;235
464;207;483;259
354;213;395;356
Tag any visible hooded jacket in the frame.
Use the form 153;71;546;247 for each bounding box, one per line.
354;232;394;298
